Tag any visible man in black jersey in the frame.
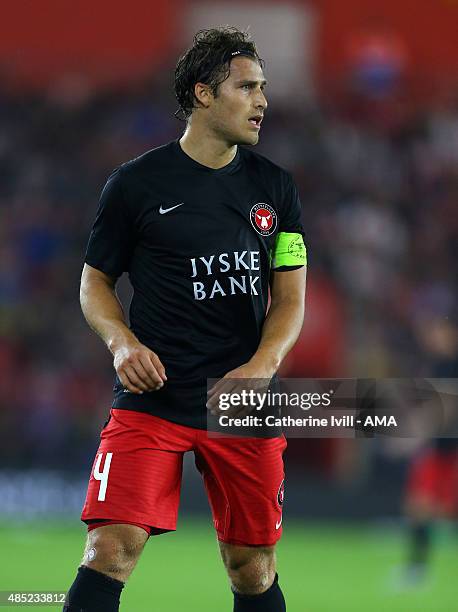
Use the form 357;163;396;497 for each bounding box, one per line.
64;27;307;612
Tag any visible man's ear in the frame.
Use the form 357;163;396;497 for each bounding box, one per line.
194;82;213;109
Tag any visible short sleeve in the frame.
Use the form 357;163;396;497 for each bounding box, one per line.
279;172;304;235
272;173;307;271
84;168;135;278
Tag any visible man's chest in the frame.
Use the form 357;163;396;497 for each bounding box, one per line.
131;173;280;254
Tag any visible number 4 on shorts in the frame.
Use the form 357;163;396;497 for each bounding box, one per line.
93;452;113;501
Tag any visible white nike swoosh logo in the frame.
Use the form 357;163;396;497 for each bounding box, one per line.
159;203;184;214
275;515;283;530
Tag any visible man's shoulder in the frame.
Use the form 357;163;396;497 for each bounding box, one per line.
119;141;176;179
240;147;292;183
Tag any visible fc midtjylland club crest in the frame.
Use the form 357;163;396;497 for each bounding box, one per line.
250;203;277;236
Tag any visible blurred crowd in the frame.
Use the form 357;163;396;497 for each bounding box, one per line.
0;72;456;471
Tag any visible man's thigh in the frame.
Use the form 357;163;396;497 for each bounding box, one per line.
82;409;194;532
195;434;287;546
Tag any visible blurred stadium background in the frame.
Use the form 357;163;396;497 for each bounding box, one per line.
0;1;457;610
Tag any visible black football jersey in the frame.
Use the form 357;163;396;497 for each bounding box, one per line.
85;140;306;428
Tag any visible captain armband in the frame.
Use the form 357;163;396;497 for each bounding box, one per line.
271;232;307;269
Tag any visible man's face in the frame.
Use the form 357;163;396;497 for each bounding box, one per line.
202;56;268;146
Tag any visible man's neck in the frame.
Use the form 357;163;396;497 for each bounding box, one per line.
179;122;237;170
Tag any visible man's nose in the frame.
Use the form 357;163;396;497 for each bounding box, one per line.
255;88;267;110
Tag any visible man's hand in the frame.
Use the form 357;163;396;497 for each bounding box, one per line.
80;264;167;394
113;341;167;394
207;357;274;416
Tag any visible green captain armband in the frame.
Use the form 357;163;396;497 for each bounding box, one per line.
271;232;307;269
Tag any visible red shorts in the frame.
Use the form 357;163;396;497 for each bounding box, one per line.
406;449;458;517
82;409;287;546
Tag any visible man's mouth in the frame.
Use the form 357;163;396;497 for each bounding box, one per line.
248;115;263;129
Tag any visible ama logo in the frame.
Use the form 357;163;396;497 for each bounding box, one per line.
250;203;277;236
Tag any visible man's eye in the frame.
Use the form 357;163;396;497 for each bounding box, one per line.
241;84;251;90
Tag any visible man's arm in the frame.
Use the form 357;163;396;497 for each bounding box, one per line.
206;267;306;411
249;266;306;377
210;264;305;387
80;263;166;394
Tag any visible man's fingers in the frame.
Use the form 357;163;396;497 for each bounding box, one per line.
138;354;164;388
123;365;151;392
208;380;267;415
207;379;230;404
114;345;167;393
148;352;167;381
208;377;232;399
117;370;145;395
207;380;240;413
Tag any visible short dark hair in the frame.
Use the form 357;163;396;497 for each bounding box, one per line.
174;27;263;121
